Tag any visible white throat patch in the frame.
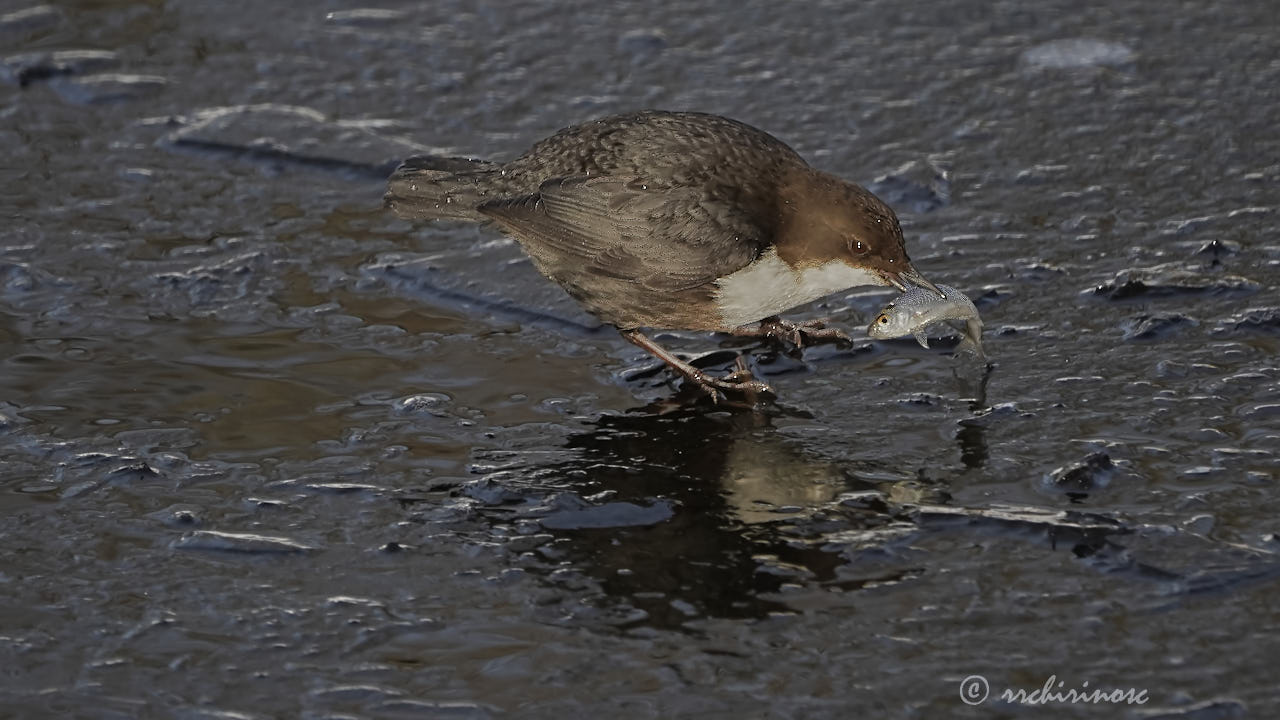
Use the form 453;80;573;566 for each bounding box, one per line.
713;248;881;328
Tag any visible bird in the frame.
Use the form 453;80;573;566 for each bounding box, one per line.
384;110;940;400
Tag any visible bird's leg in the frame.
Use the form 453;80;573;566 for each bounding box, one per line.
619;329;774;401
733;316;852;348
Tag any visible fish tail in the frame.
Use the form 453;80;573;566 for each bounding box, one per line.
956;319;986;359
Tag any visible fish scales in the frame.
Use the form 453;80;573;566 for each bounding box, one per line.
867;283;985;358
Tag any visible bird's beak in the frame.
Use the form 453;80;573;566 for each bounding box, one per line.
891;265;944;298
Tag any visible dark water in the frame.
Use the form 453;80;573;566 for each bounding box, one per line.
2;0;1278;717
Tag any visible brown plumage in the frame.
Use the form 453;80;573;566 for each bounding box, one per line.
385;111;937;400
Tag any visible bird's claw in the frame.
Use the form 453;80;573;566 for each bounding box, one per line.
747;317;853;349
790;320;852;348
693;357;774;404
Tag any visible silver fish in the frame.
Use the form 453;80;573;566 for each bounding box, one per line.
867;283;985;358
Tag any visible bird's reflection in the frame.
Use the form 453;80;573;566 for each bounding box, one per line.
523;351;1000;628
527;404;932;629
457;377;1253;632
453;352;1280;631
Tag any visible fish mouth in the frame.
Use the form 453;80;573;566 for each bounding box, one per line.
888;265;944;298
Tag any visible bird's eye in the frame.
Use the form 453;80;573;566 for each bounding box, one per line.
851;239;868;254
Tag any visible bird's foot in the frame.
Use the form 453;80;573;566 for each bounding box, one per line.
738;316;853;350
691;356;774;404
619;329;774;405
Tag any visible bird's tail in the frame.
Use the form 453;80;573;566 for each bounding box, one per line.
384;155;502;222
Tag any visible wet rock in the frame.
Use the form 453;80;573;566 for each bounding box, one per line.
1;49;119;87
0;261;71;296
1164;215;1215;237
461;477;530;505
300;481;380;494
164;104;433;178
70;451;118;467
897;392;942;407
1212;307;1280;336
171;510;200;527
539;495;675;529
836;491;889;512
957;402;1028;428
375;699;495;719
618;29;667;59
1194;239;1241;258
971;286;1010;307
1020;38;1135;70
1120;313;1196;340
172;530;317;554
1155;360;1191;378
324;8;408;26
1090;265;1258;300
154;251;268;306
50;73;169;105
394;393;452;417
869;158;951;213
0;5;61;38
147;506;203;528
108;461;161;481
1044;452;1115;494
311;684;404;702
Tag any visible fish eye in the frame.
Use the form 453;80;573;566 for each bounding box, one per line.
877;315;888;324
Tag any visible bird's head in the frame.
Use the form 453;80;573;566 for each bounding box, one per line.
776;168;942;298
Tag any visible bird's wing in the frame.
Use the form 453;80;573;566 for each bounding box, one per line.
477;175;765;293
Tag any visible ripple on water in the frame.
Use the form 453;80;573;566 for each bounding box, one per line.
172;530;318;554
0;5;62;38
1020;38;1136;70
49;73;169;105
0;49;118;86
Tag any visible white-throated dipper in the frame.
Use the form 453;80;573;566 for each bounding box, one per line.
385;111;940;399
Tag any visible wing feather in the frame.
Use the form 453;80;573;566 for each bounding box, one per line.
478;175;763;293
